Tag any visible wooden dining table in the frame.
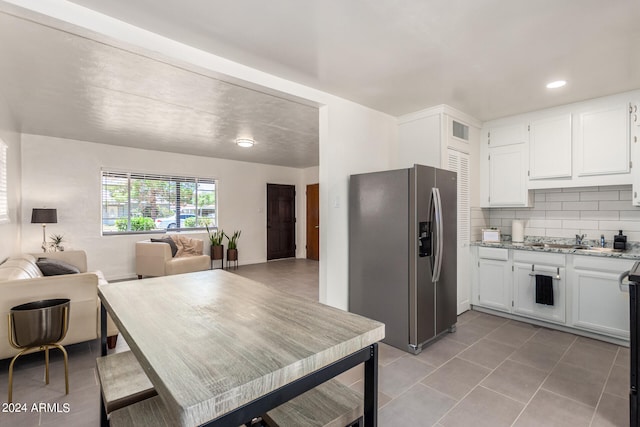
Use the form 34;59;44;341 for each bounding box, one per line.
98;269;385;426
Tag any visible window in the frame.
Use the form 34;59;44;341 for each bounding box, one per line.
101;170;217;234
0;140;7;224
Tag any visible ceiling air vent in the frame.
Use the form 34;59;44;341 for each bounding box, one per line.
452;120;469;141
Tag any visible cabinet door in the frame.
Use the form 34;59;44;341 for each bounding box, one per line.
489;144;529;206
513;263;565;324
577;104;630;177
488;123;528;147
631;102;640;205
529;114;572;179
571;269;630;338
477;259;511;312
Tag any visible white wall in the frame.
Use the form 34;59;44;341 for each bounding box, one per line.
21;134;306;279
0;95;21;261
319;101;397;309
5;1;398;309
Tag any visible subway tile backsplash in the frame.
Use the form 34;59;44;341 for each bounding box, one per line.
483;185;640;243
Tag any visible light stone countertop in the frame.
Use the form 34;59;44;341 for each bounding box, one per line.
472;240;640;260
98;269;384;427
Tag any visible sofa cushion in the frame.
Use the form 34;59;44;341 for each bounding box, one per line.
0;255;43;281
36;258;81;276
171;235;202;257
150;237;178;257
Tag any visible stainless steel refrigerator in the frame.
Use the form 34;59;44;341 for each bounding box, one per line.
349;164;457;354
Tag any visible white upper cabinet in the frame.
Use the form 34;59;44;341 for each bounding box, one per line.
577;103;630;177
489;144;529;206
529;114;572;179
481;91;639;196
488;123;528;147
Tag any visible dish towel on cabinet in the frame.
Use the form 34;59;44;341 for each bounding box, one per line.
535;274;554;306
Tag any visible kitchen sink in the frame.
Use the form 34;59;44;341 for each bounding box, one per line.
524;243;606;251
573;246;621;254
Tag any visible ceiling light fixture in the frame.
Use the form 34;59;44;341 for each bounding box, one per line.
235;138;254;148
546;80;567;89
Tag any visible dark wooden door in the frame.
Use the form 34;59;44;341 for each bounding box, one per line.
306;183;319;260
267;184;296;260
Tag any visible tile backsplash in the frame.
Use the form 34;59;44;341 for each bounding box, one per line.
481;185;640;244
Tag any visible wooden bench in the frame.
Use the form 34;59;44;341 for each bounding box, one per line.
262;379;364;427
110;378;363;427
96;350;157;423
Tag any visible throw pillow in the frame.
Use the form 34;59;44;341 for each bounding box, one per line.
36;258;81;276
151;237;178;257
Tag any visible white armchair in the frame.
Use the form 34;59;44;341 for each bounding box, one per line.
135;235;210;278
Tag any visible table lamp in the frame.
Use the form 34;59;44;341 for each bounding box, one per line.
31;208;57;252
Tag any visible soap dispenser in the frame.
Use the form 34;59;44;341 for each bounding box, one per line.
614;230;627;251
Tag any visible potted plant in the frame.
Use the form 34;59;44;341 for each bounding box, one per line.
225;230;241;265
206;225;225;262
49;234;65;252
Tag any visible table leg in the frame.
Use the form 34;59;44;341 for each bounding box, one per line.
364;343;378;426
100;304;107;357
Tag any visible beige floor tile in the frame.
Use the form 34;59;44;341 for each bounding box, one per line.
378;383;456;426
469;313;509;330
377;342;408;366
457;338;516;369
614;346;630;367
592;392;629;427
513;389;594;427
485;321;538;348
481;359;548;404
561;340;617;376
415;336;469;368
456;309;481;326
379;356;435;398
528;327;577;350
439;386;524;427
447;322;495;346
542;362;607;407
603;364;629;399
421;357;491;401
508;340;567;373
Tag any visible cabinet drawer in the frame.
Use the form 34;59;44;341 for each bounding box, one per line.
478;247;508;261
572;255;635;273
513;250;565;266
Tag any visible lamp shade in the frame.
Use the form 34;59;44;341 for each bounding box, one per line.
31;208;57;224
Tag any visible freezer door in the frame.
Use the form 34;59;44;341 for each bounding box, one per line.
349;169;410;351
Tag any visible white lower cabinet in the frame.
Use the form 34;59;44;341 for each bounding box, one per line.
570;256;632;339
476;247;511;312
473;246;634;342
513;263;566;324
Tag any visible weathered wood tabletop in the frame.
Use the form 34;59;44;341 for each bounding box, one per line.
98;269;384;426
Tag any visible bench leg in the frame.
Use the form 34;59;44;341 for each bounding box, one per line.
107;335;118;349
100;390;109;427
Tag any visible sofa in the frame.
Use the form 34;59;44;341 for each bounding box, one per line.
135;235;210;278
0;250;119;360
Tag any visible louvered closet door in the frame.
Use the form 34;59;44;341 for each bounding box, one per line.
447;149;471;314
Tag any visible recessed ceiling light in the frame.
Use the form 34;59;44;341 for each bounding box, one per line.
546;80;567;89
236;138;254;148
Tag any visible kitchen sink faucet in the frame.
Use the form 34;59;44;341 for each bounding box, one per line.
575;234;586;245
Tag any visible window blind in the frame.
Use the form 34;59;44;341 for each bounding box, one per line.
0;141;8;223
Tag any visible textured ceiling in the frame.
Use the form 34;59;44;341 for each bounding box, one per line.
67;0;640;121
0;10;319;168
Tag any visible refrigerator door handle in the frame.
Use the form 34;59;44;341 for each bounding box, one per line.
432;187;444;283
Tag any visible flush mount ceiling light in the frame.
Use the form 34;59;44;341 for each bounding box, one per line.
235;138;255;148
546;80;567;89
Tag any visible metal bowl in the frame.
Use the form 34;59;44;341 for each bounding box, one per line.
10;299;70;348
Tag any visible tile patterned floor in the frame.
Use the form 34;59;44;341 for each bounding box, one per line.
0;259;631;426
